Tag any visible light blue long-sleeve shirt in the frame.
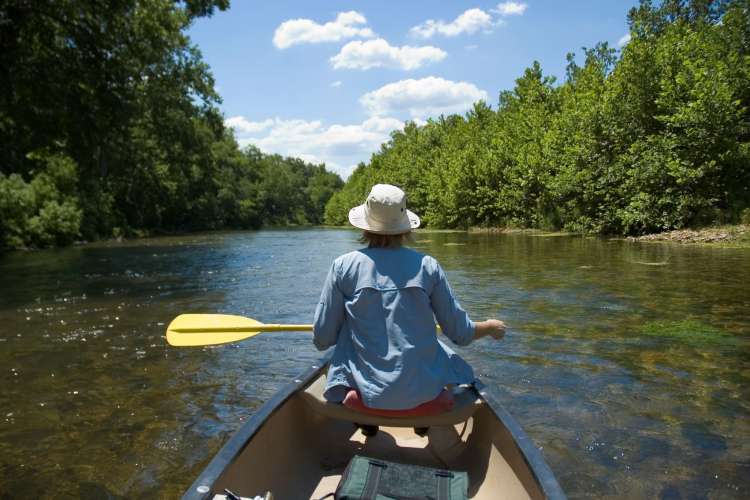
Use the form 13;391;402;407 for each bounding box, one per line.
313;246;476;410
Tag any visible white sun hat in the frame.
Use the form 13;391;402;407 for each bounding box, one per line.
348;184;421;235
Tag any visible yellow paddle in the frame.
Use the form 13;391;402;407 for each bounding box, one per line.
166;314;312;347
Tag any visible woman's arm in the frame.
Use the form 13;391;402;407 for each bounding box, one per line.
430;260;480;346
312;262;345;350
431;259;505;344
474;319;506;340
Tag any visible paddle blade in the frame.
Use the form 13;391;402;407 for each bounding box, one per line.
166;314;265;346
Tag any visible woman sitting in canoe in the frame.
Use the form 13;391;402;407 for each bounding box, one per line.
313;184;505;416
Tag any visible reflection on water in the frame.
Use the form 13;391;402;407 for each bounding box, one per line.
0;229;748;498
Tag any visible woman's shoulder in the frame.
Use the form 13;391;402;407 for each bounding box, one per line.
332;249;374;271
334;246;442;269
334;249;368;264
334;247;435;266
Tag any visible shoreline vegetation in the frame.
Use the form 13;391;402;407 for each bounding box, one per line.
2;1;749;253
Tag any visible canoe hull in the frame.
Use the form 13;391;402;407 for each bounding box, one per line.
182;354;565;499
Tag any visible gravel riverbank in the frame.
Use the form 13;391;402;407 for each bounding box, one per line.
631;225;750;246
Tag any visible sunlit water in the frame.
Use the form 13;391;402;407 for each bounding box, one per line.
0;229;748;499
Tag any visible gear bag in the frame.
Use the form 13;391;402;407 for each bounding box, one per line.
330;455;468;500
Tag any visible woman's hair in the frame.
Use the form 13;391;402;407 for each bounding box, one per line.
359;230;414;248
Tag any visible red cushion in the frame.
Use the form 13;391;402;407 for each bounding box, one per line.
342;389;455;417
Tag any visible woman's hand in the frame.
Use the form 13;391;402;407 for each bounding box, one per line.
475;319;506;340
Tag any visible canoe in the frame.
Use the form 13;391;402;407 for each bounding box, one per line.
182;353;565;499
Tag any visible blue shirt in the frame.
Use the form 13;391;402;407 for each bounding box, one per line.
313;246;476;410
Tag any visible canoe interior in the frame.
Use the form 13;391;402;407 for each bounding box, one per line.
206;372;547;500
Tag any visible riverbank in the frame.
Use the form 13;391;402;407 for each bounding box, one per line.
629;224;750;247
469;227;577;237
470;224;750;247
5;223;749;255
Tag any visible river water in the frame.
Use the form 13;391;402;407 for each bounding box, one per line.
0;229;747;499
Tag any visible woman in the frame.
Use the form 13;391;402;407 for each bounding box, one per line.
313;184;505;415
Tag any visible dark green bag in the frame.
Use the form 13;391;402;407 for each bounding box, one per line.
334;455;468;500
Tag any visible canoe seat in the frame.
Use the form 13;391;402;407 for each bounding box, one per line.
299;374;483;428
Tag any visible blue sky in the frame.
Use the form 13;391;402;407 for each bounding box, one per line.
189;1;639;178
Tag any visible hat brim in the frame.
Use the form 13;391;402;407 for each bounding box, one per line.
348;204;420;235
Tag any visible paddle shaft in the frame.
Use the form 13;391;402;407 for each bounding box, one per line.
170;324;312;333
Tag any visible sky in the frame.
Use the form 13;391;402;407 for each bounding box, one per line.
188;1;639;178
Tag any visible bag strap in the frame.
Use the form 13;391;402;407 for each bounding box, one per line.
435;470;454;500
362;459;387;499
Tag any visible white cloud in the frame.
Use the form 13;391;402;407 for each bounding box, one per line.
618;33;631;47
361;116;406;133
273;11;375;49
225;116;406;178
331;80;342;87
224;116;274;134
410;8;493;39
330;38;446;70
360;77;488;119
465;44;479;51
224;77;489;178
493;2;528;16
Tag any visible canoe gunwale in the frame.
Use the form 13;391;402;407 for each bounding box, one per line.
474;379;567;500
181;353;566;500
181;352;332;500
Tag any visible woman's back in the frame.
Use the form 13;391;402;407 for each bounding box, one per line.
313;246;475;410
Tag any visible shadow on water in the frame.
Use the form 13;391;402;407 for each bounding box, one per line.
0;229;748;498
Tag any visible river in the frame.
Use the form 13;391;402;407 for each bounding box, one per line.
0;229;748;498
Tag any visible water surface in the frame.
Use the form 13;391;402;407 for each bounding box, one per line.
0;229;748;498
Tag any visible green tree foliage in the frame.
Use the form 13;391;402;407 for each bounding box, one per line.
0;1;341;249
327;0;750;235
0;152;82;248
249;147;343;226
